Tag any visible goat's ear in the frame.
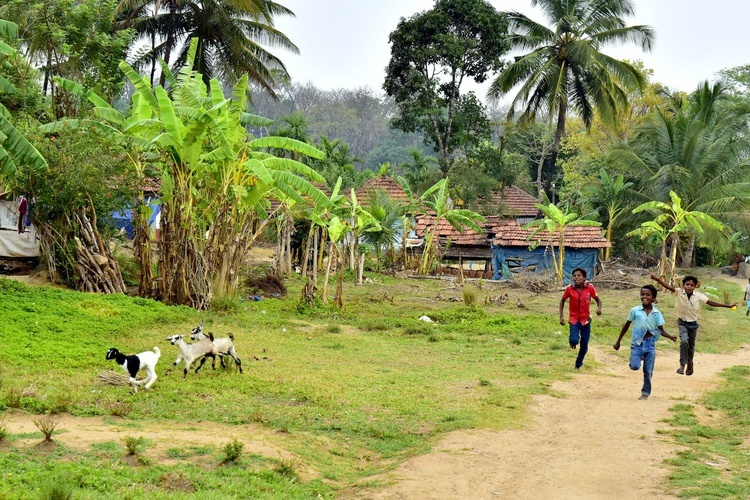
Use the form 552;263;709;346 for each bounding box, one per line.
200;320;204;328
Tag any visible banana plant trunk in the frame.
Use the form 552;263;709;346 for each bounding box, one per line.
158;171;211;310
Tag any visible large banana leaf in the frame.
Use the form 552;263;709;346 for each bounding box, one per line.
271;169;331;208
261;157;325;183
0;75;15;94
54;77;118;115
248;136;325;159
0;114;47;175
119;62;159;110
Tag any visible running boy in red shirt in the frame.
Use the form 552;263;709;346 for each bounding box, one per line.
559;267;602;370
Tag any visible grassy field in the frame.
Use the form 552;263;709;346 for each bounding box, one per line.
0;269;747;498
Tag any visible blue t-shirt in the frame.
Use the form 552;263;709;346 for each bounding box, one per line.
626;305;665;345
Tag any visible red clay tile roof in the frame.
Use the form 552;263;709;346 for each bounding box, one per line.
493;224;611;249
414;215;501;245
354;175;410;205
476;186;540;217
142;177;161;195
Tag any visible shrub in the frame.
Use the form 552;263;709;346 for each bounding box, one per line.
33;415;60;441
6;388;21;409
123;436;146;455
274;456;301;479
221;439;244;464
463;285;477;306
107;401;132;417
39;479;74;500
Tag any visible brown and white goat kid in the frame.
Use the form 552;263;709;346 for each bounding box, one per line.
190;321;243;373
164;334;219;377
106;347;161;392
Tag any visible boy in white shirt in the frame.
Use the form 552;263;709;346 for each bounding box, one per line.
651;274;736;376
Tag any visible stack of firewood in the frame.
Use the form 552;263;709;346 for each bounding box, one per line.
74;213;125;294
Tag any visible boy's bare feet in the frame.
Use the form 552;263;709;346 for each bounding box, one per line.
676;366;685;375
686;362;694;376
569;342;577;349
639;395;649;400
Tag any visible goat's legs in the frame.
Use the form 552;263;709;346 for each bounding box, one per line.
194;354;214;374
142;368;157;389
229;354;243;373
164;356;182;376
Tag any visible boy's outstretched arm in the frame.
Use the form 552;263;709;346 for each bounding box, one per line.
650;273;676;292
706;299;738;309
659;325;677;342
613;321;631;350
595;295;602;316
559;298;567;326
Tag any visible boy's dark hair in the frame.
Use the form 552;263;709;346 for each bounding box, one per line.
641;284;658;298
571;267;587;278
682;275;698;285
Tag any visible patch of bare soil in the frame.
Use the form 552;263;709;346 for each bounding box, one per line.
364;345;750;500
1;413;318;479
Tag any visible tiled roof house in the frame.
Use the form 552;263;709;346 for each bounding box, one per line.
354;175;410;205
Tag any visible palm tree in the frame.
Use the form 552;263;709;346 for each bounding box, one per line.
583;168;633;260
609;81;750;266
487;0;654;196
117;0;298;96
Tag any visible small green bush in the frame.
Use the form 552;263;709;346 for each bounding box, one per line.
463;286;477;306
39;479;74;500
33;415;60;441
274;456;301;479
222;438;244;464
123;436;146;456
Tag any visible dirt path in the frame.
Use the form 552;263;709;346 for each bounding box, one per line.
366;344;750;500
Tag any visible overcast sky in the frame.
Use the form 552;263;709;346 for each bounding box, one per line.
274;0;750;100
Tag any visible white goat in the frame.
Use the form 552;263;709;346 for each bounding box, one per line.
190;321;243;373
106;347;161;392
164;334;219;377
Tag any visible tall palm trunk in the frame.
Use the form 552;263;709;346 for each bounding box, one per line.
545;102;567;194
681;234;696;268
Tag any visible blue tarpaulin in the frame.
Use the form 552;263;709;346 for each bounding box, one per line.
111;199;160;239
492;245;599;284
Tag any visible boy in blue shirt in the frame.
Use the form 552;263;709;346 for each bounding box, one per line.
613;285;677;400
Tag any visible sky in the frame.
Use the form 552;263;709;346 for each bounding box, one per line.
274;0;750;100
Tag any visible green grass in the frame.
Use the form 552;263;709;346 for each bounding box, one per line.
665;366;750;498
0;271;747;497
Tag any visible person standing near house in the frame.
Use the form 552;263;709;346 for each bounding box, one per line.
650;274;737;375
744;277;750;316
559;267;602;370
613;284;677;400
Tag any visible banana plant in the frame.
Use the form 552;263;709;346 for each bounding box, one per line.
0;18;47;180
524;203;601;284
630;191;723;284
403;178;485;275
44;38;330;308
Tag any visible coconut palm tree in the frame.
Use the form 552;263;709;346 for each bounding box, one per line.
609;81;750;266
117;0;298;96
583;167;633;260
487;0;654;196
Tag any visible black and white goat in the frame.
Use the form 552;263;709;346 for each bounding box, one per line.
106;347;161;392
164;334;219;377
190;321;243;373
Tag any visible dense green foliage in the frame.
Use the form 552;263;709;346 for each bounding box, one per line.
384;0;509;176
